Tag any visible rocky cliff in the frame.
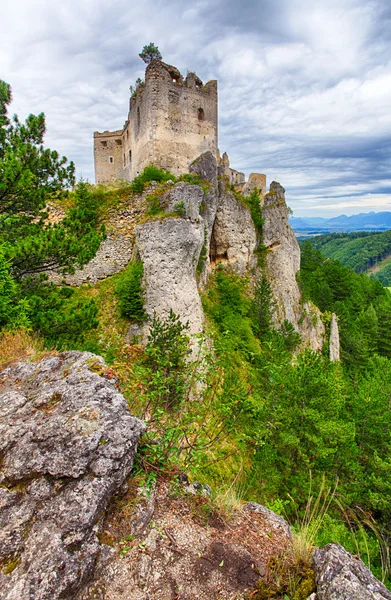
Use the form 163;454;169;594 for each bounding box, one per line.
262;181;326;351
50;151;337;354
0;352;145;600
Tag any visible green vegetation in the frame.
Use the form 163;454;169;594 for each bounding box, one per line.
0;80;104;347
129;165;176;193
299;241;391;370
302;230;391;284
115;261;146;322
139;42;162;64
3;78;391;590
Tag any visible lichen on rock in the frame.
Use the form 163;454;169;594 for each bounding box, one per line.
0;351;145;600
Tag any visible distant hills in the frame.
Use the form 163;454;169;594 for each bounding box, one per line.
290;211;391;234
301;230;391;287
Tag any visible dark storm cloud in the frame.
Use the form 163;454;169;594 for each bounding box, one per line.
2;0;390;215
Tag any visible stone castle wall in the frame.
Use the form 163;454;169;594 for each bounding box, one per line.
94;61;218;184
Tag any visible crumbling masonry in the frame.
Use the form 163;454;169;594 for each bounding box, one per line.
93;60;265;191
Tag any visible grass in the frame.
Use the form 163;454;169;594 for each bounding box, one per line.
0;329;50;369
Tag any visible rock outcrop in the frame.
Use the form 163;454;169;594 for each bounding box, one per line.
210;182;257;274
0;352;145;600
78;481;292;600
329;313;340;362
190;152;219;283
135;214;205;337
262;182;325;351
313;543;391;599
262;182;301;326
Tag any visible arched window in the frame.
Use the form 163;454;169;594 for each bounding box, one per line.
198;108;205;121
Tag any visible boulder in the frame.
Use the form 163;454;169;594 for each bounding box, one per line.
245;502;292;538
0;352;145;600
313;543;391;599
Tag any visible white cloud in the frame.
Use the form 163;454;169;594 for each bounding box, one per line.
1;0;390;218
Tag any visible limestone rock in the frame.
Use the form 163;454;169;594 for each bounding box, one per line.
78;481;292;600
262;182;301;326
300;301;326;353
135;216;204;336
189;151;219;285
166;181;204;223
189;150;218;190
313;543;391;599
262;182;325;351
329;313;340;362
0;352;145;600
50;234;134;286
210;182;257;274
245;502;292;538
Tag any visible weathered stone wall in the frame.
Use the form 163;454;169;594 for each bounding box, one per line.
94;61;218;184
94;130;126;184
50;234;134;286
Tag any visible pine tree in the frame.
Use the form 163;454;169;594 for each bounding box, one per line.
139;43;162;64
0;81;104;345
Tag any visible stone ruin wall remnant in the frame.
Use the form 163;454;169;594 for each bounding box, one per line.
94;61;218;184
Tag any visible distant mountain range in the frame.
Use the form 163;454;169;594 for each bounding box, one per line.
290;211;391;234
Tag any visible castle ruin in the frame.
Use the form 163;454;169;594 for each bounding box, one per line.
94;59;266;193
94;61;217;183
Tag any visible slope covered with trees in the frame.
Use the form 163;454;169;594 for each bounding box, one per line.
302;230;391;284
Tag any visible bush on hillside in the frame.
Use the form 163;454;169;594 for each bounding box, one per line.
115;261;146;322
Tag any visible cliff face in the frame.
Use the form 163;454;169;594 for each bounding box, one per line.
262;181;325;351
54;151;335;354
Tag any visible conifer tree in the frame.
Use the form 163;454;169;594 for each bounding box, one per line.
0;80;104;344
139;43;162;64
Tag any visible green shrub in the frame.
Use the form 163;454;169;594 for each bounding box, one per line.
145;194;163;216
129;165;177;193
115;261;146;321
173;201;186;217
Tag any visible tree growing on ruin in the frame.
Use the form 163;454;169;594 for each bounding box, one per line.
139;43;162;64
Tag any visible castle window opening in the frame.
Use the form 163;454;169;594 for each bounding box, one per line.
126;130;129;139
109;156;114;164
129;150;132;162
115;139;122;146
137;107;140;131
198;108;205;121
100;141;107;147
123;153;126;167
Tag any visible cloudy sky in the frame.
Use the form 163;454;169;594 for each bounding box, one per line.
2;0;391;216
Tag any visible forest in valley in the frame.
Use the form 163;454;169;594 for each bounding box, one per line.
302;230;391;286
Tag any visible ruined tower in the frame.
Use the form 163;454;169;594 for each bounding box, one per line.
94;61;218;184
